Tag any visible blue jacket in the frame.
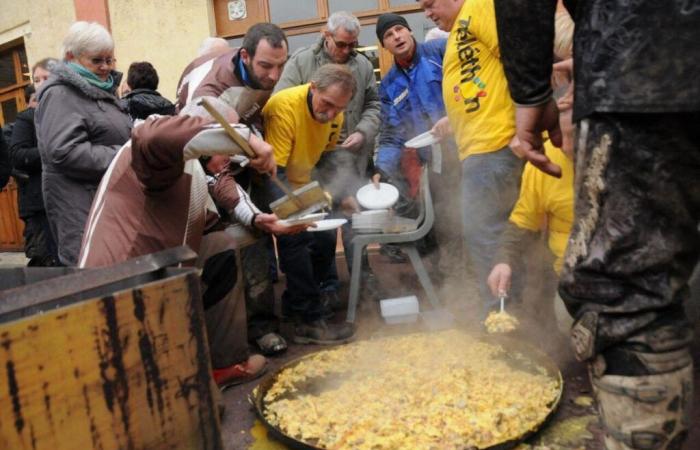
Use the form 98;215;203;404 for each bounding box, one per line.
376;39;451;178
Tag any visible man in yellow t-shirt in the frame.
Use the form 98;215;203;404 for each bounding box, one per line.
419;0;523;311
487;83;577;334
261;64;356;345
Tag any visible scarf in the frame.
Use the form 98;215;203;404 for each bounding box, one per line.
67;62;114;92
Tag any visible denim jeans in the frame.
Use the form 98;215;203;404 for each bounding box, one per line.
461;146;523;311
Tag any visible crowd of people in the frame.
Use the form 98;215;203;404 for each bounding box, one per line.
1;1;697;448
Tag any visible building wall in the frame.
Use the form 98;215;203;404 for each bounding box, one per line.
108;0;214;100
0;0;75;62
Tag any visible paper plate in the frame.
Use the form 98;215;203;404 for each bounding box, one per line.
356;183;399;210
308;218;347;232
278;212;327;227
405;130;440;148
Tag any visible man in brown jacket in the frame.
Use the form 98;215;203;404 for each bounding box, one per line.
176;23;290;354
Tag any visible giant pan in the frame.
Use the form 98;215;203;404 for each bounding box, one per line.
249;333;564;450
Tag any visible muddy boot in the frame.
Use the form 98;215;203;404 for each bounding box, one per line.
589;350;693;450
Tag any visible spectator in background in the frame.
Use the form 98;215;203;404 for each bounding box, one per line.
9;57;59;266
198;37;230;57
120;61;176;120
36;21;132;266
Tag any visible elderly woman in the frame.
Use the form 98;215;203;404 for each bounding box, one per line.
36;21;131;266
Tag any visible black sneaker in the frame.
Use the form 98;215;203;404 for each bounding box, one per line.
320;289;345;319
293;319;355;345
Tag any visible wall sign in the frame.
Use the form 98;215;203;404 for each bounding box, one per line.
228;0;247;20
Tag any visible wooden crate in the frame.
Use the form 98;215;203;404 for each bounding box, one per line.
0;264;222;450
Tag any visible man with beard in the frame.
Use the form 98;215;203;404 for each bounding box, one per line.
176;23;290;356
275;11;382;310
262;64;356;344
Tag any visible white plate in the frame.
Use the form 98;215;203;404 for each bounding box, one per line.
278;212;327;226
405;130;440;148
308;218;347;232
356;183;399;210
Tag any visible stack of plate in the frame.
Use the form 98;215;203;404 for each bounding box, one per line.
352;209;391;233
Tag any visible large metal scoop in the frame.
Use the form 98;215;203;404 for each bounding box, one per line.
198;99;328;218
269;181;331;219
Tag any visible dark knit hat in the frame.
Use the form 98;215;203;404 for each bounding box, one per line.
376;13;411;45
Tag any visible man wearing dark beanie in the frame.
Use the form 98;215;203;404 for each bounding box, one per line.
376;13;411;45
372;13;464;288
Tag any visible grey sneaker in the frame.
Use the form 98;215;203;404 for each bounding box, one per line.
293;319;355;345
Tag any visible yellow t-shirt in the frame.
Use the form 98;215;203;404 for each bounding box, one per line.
442;0;515;160
508;142;574;273
262;84;343;188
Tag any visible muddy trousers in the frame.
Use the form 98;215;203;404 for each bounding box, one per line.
559;112;700;450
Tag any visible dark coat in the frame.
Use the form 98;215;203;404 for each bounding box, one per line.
121;88;176;120
9;108;44;217
36;62;132;265
0;131;9;190
495;0;700;120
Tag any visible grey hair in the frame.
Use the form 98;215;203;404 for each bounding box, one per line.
311;63;356;98
327;11;361;36
61;21;114;58
424;27;449;42
198;37;230;56
180;96;236;120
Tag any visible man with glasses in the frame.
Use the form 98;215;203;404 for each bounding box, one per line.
275;11;379;161
275;11;382;309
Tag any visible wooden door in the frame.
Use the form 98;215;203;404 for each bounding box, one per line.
0;90;26;251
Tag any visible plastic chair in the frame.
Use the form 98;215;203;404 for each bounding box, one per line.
346;167;440;323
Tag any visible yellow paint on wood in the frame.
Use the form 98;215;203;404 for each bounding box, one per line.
0;272;221;450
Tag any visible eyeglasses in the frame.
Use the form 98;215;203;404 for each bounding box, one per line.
90;57;116;66
330;36;359;50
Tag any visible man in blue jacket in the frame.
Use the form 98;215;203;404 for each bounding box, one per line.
373;13;463;289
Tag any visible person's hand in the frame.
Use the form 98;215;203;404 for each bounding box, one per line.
487;263;512;298
339;131;365;150
339;196;360;217
512;99;563;178
371;173;381;189
254;213;308;235
248;134;276;175
430;116;452;140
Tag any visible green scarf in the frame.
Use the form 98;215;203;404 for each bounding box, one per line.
67;62;114;92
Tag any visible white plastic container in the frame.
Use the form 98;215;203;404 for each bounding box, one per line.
380;295;420;324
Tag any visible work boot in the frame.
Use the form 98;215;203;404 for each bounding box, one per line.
293;319;355;345
380;244;408;263
590;356;693;450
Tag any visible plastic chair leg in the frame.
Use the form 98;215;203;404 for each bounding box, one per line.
403;245;440;309
346;242;365;323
